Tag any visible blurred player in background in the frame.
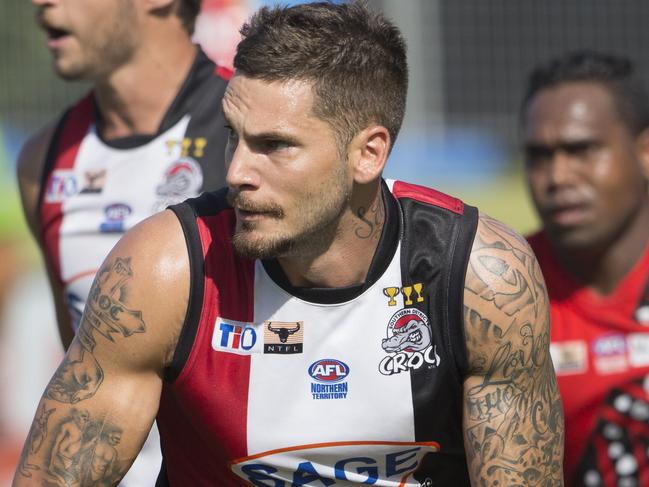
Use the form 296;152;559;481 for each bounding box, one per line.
523;51;649;486
16;0;232;484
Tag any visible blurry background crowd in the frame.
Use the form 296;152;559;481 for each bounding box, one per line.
1;0;648;483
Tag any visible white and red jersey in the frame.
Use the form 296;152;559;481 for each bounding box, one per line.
38;48;231;331
156;180;479;486
528;231;649;487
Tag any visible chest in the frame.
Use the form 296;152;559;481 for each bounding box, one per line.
176;257;456;484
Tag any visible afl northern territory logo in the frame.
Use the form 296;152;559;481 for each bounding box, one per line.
379;308;440;376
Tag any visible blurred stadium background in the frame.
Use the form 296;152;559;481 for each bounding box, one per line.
2;0;649;482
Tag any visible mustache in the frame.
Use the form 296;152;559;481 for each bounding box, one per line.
227;190;284;218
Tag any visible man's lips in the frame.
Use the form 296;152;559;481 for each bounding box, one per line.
39;21;71;49
235;207;281;220
545;204;591;226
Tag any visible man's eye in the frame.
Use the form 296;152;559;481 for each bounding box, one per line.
262;140;291;153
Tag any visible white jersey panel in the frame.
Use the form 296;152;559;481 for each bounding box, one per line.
57;116;198;327
247;244;416;455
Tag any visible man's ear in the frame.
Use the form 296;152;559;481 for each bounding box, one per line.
348;125;391;185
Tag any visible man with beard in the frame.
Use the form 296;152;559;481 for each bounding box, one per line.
523;51;649;486
17;0;230;483
15;2;563;485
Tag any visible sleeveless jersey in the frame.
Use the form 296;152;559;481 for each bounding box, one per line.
528;231;649;487
38;48;232;331
156;179;479;486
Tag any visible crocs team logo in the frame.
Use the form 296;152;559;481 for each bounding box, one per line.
379;308;440;376
156;157;204;198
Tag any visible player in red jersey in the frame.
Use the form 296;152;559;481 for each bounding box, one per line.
523;51;649;486
15;0;230;485
14;2;563;485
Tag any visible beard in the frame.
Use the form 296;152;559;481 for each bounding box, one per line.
228;163;351;260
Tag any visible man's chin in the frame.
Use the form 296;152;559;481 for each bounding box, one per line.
231;232;293;260
546;224;600;252
53;57;93;81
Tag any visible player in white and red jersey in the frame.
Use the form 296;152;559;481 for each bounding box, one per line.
522;51;649;486
16;0;230;485
14;2;563;486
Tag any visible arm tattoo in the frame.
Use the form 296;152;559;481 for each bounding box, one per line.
45;257;146;404
19;406;133;485
354;196;385;240
18;403;56;477
464;215;563;486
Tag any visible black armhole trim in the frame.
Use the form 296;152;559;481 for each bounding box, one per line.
36;108;73;217
155;459;169;487
164;201;205;383
447;205;479;379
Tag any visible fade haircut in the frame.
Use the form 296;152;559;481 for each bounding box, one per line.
234;0;408;153
522;50;649;135
178;0;202;35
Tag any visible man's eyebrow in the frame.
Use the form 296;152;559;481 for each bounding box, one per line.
232;127;301;145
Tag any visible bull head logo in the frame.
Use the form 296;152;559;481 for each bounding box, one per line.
267;322;300;343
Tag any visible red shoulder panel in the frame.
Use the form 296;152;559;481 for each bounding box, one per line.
215;65;233;81
392;180;464;215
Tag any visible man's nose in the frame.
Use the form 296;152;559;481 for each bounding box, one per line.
547;151;577;188
226;143;260;191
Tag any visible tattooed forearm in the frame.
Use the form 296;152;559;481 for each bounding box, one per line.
19;405;132;485
18;403;56;477
354;196;385;240
463;215;564;486
44;257;146;405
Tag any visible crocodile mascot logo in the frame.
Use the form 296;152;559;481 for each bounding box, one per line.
382;310;432;353
379;308;440;376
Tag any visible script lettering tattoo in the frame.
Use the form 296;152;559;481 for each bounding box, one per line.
45;257;146;404
354;196;385;240
18;403;56;478
463;215;563;486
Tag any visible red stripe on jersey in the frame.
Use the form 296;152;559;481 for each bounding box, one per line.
392;180;464;214
39;94;94;286
216;65;233;81
159;209;255;485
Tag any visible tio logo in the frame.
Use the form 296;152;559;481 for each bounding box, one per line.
46;170;78;203
213;318;258;354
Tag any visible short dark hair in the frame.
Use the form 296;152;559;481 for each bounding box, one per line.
234;0;408;153
522;50;649;135
177;0;201;35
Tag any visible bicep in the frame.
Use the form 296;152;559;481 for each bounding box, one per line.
461;214;564;486
14;211;189;485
